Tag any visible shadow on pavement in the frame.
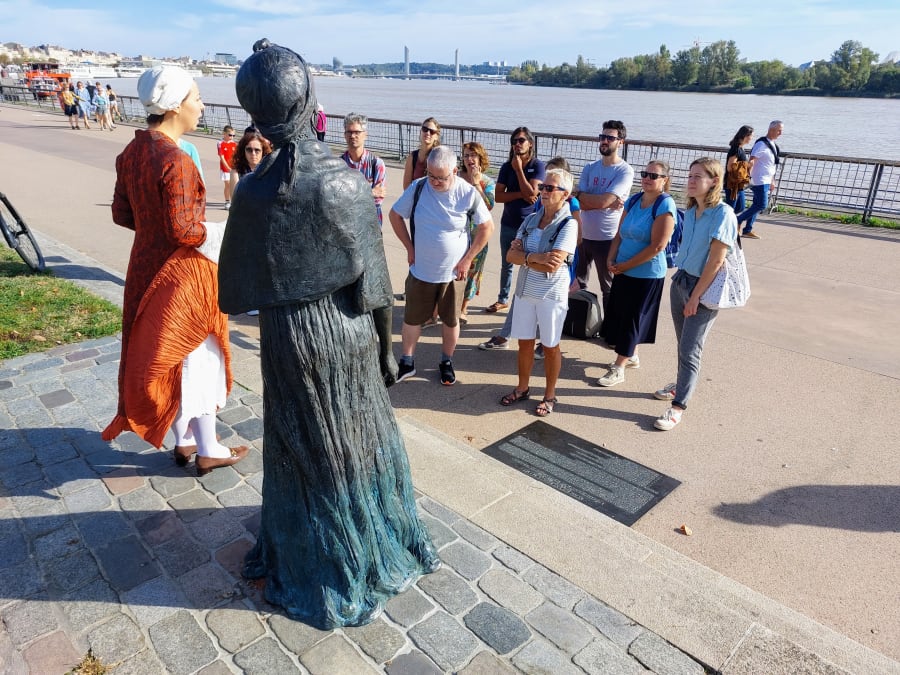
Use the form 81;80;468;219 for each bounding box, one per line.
714;485;900;532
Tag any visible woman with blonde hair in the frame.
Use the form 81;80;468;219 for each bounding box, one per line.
596;159;676;387
458;141;495;322
653;157;737;431
402;117;441;188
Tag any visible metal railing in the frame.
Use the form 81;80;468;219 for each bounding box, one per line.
3;86;897;222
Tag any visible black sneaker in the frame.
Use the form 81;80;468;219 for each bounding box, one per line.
397;361;416;382
439;360;456;386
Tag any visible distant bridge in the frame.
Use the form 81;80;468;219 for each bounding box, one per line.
347;74;507;82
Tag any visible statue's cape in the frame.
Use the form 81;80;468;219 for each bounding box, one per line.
218;140;392;315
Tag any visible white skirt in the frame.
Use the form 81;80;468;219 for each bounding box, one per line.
180;334;227;418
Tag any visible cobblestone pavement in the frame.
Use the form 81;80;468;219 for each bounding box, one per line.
0;338;708;674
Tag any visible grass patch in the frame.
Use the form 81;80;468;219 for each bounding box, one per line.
0;247;121;360
773;206;900;230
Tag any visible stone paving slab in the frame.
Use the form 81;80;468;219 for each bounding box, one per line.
0;342;706;675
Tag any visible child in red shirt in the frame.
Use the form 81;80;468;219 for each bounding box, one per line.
216;125;237;209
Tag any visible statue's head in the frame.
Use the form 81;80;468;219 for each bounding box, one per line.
236;39;317;148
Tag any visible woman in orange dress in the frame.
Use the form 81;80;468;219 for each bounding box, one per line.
102;65;247;476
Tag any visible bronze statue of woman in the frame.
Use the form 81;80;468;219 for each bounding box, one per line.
218;39;439;629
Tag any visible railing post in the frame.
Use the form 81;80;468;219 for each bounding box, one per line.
769;158;788;213
863;164;884;224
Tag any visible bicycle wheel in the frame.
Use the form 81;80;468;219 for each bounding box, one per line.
0;192;46;272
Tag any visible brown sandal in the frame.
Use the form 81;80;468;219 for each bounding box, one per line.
500;388;530;406
485;302;509;313
535;397;557;417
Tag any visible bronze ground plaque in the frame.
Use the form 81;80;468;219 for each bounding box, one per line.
482;421;680;527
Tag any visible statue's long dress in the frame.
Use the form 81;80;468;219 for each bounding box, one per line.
242;284;439;628
221;141;438;628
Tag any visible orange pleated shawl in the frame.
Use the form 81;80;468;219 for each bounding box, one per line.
102;247;232;447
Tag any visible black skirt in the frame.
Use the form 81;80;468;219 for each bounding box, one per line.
600;274;665;357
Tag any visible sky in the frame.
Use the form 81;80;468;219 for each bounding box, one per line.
2;0;898;68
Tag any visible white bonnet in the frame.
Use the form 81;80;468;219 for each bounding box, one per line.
137;65;195;115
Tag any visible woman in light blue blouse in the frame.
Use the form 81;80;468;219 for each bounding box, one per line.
597;159;676;388
653;157;737;431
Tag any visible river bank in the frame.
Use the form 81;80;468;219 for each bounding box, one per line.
94;76;899;159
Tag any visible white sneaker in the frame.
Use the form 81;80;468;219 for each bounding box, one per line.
653;382;676;401
654;407;683;431
596;366;625;387
224;201;231;210
625;355;640;369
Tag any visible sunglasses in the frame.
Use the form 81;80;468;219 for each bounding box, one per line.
640;171;667;179
598;133;619;142
511;137;529;145
537;184;566;193
421;126;438;134
227;133;236;137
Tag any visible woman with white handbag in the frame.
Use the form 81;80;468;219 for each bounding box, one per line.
653;157;739;431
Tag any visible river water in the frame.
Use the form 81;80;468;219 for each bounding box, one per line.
107;76;899;160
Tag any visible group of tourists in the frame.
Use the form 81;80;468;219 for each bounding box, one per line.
59;80;121;131
346;115;751;432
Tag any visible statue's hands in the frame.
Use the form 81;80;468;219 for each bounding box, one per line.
381;351;399;387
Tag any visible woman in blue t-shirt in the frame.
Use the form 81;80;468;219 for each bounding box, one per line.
597;160;676;388
653;157;737;431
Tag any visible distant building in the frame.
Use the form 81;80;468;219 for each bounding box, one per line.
214;53;238;65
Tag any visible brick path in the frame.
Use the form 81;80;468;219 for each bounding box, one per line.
0;338;705;674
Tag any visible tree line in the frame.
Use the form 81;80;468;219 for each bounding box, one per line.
506;40;899;96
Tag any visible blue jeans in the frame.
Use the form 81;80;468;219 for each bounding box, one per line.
725;188;745;214
670;271;719;410
736;183;768;234
497;226;517;304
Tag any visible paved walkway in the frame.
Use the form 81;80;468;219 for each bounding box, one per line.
2;102;899;674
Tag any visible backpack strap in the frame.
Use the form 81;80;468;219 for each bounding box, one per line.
408;178;427;246
651;192;671;219
757;137;780;165
625;191;643;212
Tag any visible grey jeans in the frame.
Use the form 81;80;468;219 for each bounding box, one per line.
670;270;719;410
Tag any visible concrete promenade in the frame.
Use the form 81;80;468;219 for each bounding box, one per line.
1;103;899;674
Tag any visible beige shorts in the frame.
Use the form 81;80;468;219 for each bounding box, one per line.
403;274;466;327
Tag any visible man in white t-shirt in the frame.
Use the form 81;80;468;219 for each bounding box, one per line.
737;119;783;239
389;146;493;386
573;120;634;315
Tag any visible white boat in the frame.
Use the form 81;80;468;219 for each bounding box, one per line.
116;61;203;78
63;63;118;80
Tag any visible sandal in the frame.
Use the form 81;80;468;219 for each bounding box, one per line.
459;314;468;325
535;397;557;417
500;388;530;406
485;302;509;313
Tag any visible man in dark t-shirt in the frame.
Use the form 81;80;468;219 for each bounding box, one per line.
489;127;545;314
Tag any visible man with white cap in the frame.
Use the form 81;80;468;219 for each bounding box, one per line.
102;65;248;476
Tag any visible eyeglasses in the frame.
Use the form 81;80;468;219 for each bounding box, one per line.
598;134;619;142
537;184;566;193
421;126;438;135
246;147;263;154
640;171;667;180
344;129;365;136
462;153;479;160
427;172;453;183
511;137;529;145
